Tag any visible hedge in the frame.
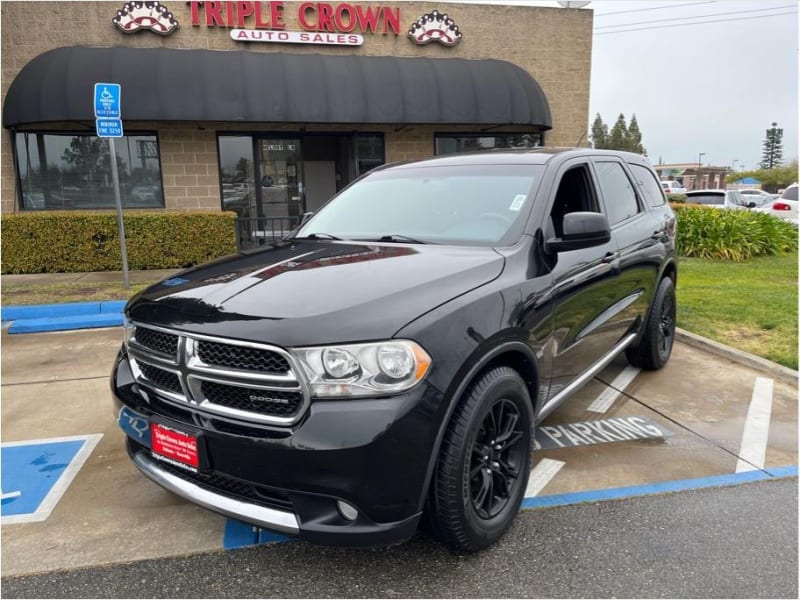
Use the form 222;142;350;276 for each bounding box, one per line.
672;204;798;261
1;211;237;274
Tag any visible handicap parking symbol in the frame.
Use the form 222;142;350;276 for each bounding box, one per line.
1;434;102;524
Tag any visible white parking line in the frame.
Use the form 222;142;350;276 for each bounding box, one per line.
587;366;641;413
524;458;566;498
735;377;774;473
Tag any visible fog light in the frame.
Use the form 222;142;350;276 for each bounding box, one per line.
336;500;358;521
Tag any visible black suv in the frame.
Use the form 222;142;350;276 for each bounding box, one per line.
112;148;677;552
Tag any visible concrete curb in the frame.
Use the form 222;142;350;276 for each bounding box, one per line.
2;300;127;334
676;328;798;385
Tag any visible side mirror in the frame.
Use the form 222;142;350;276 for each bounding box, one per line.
546;211;611;253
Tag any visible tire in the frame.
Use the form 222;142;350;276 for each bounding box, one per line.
626;276;676;370
428;366;533;552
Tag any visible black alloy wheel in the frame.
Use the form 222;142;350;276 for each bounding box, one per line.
469;398;525;519
626;276;676;370
428;366;533;552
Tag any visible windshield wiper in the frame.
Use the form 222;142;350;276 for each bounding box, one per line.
294;233;342;240
372;234;433;244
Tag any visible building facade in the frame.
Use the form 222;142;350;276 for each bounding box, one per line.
1;1;592;229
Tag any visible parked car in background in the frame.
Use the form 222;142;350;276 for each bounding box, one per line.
685;189;752;210
661;180;686;194
738;189;774;207
755;183;798;225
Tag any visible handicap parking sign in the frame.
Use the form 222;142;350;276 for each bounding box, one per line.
94;83;121;119
1;434;102;524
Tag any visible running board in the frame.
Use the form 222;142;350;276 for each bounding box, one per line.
537;333;638;423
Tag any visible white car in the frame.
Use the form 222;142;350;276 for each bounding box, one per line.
738;189;774;207
661;180;686;194
755;183;798;225
684;189;750;210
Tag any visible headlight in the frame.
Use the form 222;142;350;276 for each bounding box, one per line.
292;340;431;397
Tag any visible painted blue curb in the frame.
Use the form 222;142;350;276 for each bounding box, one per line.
521;465;798;510
1;300;127;321
223;518;292;549
8;313;124;334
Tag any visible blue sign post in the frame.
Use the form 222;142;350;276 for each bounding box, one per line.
94;83;129;288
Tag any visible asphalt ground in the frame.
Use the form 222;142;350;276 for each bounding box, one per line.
1;326;797;589
2;478;796;598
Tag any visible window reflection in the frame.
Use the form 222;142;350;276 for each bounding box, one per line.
15;133;163;210
218;136;256;218
434;133;543;156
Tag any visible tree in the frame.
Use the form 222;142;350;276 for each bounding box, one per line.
627;114;646;155
590;113;608;149
735;161;797;193
760;122;784;169
609;113;629;151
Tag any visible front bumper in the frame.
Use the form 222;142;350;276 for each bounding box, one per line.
112;348;445;546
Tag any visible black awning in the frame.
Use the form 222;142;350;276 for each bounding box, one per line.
2;46;551;129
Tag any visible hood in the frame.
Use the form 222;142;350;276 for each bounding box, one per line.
127;240;504;347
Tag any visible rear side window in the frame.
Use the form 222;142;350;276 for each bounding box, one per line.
630;164;666;207
594;161;640;225
782;185;798;201
686;193;725;206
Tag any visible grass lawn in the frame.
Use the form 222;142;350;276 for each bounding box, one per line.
1;281;154;306
677;251;798;370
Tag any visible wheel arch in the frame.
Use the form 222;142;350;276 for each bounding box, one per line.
417;339;540;513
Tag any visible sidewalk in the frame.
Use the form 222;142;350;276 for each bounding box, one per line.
2;269;182;287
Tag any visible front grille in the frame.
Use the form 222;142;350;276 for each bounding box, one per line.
139;363;182;394
148;396;196;426
150;451;294;511
197;340;290;375
200;380;302;417
135;327;179;358
129;324;308;426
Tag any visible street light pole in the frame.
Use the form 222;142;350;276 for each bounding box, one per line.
698;152;705;167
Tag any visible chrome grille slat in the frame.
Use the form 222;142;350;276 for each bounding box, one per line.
128;322;309;426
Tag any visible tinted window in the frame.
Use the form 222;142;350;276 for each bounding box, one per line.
630;164;666;207
782;185;798;201
15;133;163;210
685;193;725;205
434;134;542;156
594;161;640;225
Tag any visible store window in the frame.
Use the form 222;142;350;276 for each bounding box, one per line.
356;134;385;175
15;133;163;210
434;133;543;156
217;136;257;218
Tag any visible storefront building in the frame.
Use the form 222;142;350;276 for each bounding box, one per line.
1;1;592;239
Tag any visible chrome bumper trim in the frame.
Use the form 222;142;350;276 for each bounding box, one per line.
132;452;300;534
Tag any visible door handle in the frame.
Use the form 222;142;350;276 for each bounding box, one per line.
601;251;619;264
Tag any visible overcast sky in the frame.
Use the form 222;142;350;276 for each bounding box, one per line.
443;0;798;170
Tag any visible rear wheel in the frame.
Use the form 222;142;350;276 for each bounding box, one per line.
626;276;676;370
428;366;533;552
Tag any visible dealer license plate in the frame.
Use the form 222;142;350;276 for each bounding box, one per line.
150;423;199;471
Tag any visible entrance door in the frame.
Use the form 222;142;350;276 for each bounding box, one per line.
257;139;304;222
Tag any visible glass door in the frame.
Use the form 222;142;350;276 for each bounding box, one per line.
258;139;304;221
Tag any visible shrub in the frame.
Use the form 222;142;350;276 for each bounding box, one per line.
1;211;237;274
673;204;798;261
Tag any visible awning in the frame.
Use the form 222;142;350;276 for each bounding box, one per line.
2;46;551;129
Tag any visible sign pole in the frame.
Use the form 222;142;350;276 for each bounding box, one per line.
108;137;130;289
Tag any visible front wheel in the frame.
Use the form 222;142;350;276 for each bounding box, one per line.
428;366;533;552
626;276;676;370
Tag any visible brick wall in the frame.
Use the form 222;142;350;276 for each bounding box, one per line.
0;1;593;212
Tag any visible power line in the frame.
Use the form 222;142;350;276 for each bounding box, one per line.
594;1;716;18
594;10;797;35
595;4;798;30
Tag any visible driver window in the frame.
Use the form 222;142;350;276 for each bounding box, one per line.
549;165;600;237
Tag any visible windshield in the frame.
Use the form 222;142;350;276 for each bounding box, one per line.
295;164;544;246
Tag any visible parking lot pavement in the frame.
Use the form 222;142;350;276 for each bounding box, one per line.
1;328;797;577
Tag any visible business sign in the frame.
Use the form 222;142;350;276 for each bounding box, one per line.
113;1;179;35
408;10;462;47
231;29;363;45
